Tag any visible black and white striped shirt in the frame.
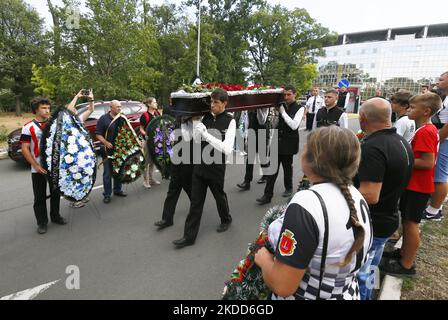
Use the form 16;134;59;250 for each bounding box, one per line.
268;183;373;300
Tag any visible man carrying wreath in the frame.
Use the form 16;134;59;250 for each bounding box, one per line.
95;100;127;204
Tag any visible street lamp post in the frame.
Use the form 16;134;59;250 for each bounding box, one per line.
193;0;202;85
197;0;201;79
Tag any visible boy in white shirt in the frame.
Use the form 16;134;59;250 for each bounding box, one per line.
391;90;415;143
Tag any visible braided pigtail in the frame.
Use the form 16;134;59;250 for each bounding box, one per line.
335;180;365;267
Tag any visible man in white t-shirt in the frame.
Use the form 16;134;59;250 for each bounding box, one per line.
20;97;68;234
304;87;324;131
391;90;415;143
423;71;448;220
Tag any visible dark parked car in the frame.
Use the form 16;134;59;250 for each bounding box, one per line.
7;101;148;162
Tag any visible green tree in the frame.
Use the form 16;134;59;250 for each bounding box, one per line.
0;0;48;114
246;5;337;91
32;0;163;104
146;3;189;104
204;0;265;84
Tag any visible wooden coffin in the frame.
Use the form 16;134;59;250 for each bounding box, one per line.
170;89;285;116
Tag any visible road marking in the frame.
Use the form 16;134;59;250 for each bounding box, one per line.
0;280;60;300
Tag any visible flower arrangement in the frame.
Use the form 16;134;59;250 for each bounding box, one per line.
146;114;176;179
41;107;97;202
109;115;145;184
356;130;366;143
222;204;287;300
178;83;280;93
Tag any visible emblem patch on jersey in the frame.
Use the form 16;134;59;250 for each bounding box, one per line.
279;229;297;256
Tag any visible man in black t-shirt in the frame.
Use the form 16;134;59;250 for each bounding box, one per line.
95;100;127;203
354;98;414;300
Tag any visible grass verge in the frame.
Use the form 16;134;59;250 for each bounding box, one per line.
400;208;448;300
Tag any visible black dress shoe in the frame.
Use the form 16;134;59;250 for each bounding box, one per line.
103;196;111;204
154;220;173;229
114;191;127;197
257;177;267;184
37;224;47;234
173;237;195;248
52;217;67;225
236;181;250;190
256;195;271;205
282;189;293;198
217;220;232;233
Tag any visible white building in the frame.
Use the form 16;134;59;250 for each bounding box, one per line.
316;23;448;98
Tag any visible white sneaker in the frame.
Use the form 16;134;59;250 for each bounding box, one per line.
143;181;151;189
150;180;161;185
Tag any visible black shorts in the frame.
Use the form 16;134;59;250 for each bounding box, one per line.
399;190;430;223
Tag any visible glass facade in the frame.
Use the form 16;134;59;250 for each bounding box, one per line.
315;24;448;99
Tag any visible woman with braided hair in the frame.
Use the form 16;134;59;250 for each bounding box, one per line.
254;126;372;300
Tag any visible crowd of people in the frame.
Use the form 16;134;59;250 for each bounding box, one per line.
19;70;448;300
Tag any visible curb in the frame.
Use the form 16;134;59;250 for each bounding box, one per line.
0;151;8;160
379;276;403;300
378;238;403;300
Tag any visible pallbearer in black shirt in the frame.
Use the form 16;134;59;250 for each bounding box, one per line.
173;88;236;248
154;116;194;230
236;108;269;190
256;85;304;205
298;89;348;192
313;88;348;129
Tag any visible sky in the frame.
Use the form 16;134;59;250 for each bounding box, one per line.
26;0;448;34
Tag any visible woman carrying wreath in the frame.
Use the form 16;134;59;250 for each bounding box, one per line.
254;126;373;300
140;97;161;189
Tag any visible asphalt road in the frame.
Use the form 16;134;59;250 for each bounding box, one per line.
0;119;360;299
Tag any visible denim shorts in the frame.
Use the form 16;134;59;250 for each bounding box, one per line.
435;139;448;183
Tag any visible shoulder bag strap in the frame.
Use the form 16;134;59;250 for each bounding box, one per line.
309;189;329;300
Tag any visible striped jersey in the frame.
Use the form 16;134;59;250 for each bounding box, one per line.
268;183;373;300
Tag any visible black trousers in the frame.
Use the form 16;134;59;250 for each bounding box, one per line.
306;113;315;131
244;127;269;183
244;163;268;183
263;154;293;198
161;163;193;223
184;172;232;241
31;173;61;226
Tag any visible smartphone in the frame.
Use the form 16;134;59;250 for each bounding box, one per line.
82;89;91;96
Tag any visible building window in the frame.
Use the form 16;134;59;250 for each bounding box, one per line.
359;63;364;69
361;49;366;54
372;48;378;54
371;63;376;69
333;51;338;57
346;50;351;55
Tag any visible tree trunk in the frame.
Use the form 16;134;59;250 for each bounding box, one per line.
15;95;22;117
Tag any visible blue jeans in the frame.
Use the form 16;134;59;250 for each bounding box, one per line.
435;139;448;183
357;236;389;300
103;160;122;197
